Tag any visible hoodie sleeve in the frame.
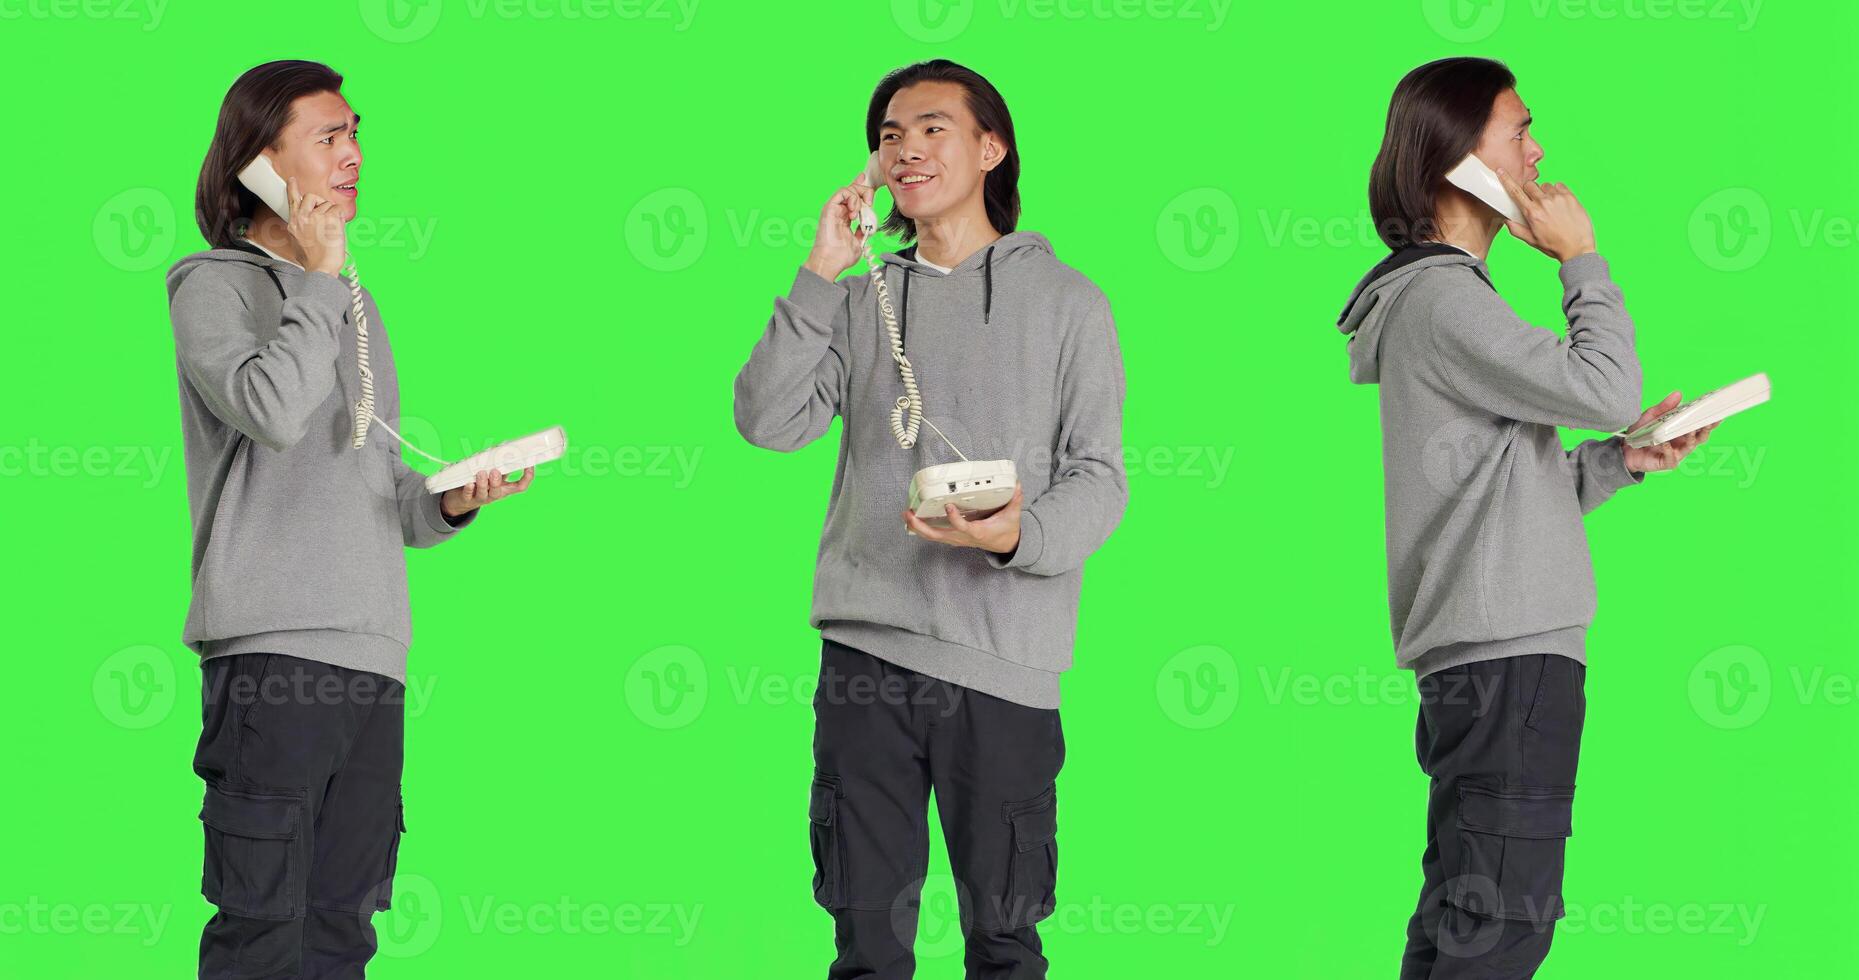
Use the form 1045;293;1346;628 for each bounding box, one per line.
733;267;851;451
1422;253;1643;432
170;266;356;452
988;292;1128;576
1567;435;1643;514
393;447;477;547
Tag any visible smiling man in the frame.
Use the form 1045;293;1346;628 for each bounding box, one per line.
734;60;1127;979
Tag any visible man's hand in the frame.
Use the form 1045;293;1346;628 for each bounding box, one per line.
903;485;1023;555
1496;168;1597;263
1623;392;1716;474
441;467;534;519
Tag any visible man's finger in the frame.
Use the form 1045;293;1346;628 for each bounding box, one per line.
903;508;942;541
1635;391;1682;427
1497;167;1539;206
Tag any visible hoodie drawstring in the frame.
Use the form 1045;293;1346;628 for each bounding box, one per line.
886;243;998;334
983;245;994;324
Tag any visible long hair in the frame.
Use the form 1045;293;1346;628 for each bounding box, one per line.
194;60;345;248
1368;57;1516;250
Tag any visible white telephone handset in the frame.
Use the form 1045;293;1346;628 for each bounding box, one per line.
234;151;566;492
852;153;1019;531
1444;153;1522;223
237;153;293;222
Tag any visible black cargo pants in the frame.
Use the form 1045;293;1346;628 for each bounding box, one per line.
809;639;1064;979
192;653;407;979
1402;654;1586;980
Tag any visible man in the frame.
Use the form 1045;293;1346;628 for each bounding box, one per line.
169;60;530;978
1341;57;1717;978
734;60;1127;979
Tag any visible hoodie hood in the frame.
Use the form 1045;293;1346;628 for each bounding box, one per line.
1336;243;1494;385
877;230;1053;327
166;244;303;304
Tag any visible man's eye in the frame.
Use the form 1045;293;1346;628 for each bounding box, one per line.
927;126;943;134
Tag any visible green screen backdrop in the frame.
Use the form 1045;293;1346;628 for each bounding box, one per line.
4;0;1855;976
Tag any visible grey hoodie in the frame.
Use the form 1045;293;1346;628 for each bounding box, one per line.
1337;247;1643;677
166;246;476;683
734;232;1127;709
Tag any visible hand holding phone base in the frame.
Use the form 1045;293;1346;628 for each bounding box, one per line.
421;426;567;494
855;156;1019;528
1624;373;1769;448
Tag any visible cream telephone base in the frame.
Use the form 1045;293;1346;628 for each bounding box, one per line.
853;153;1020;531
423;426;567;494
908;459;1018;531
236;153;568;495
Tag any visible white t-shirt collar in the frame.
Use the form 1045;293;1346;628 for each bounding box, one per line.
239;235;302;269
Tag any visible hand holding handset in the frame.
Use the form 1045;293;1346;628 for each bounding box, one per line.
850;153;1019;531
235;152;566;491
236;154;346;275
1445;153;1597;262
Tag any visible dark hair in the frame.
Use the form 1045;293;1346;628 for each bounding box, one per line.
194;60;345;249
1368;57;1516;250
865;60;1019;242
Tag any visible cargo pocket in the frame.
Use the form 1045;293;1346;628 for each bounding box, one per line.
808;771;845;909
374;796;407;912
1447;782;1574;924
200;783;305;921
1000;785;1058;928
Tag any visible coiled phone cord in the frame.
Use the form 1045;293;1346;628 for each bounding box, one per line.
860;236;968;462
343;258;452;466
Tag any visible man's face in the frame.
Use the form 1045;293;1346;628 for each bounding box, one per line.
1473;88;1542;183
875;81;1002;227
264;90;362;222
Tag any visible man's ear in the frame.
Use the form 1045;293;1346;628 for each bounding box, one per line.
978;132;1006;174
